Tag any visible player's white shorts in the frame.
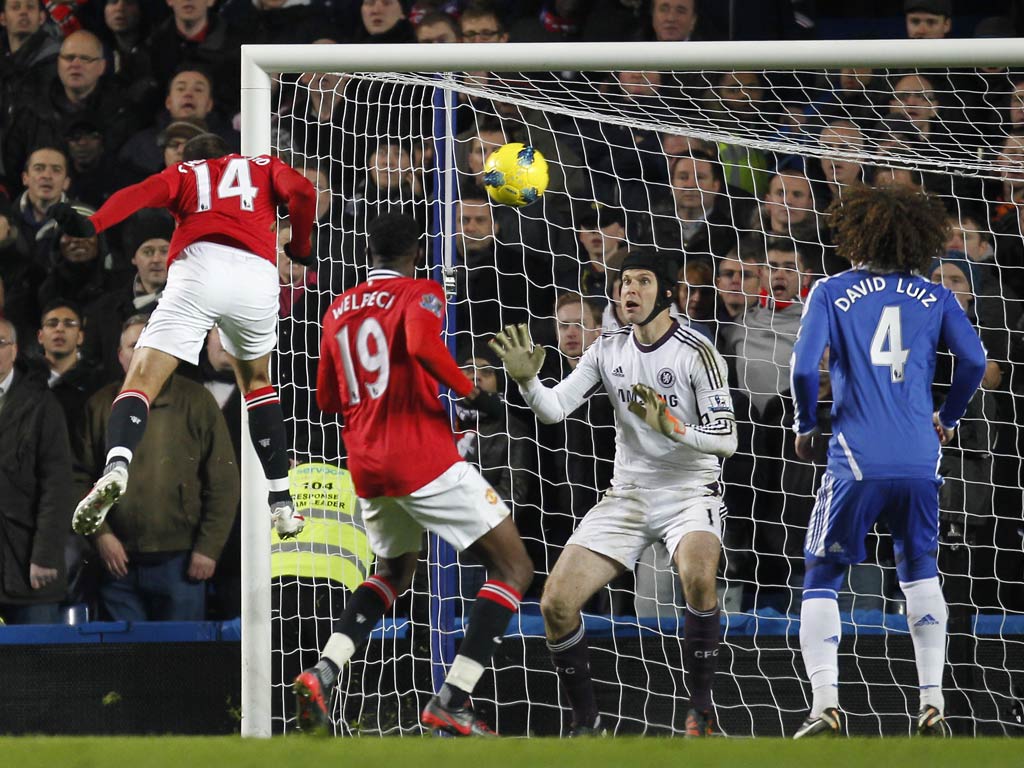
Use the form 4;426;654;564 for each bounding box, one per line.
358;462;511;558
136;241;278;364
568;483;723;570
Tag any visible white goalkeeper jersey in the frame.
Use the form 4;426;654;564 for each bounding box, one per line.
520;321;735;491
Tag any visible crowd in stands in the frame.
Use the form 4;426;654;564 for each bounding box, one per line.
0;0;1023;626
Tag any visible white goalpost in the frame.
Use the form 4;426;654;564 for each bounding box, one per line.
240;39;1024;739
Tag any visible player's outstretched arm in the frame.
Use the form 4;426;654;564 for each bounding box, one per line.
628;383;737;458
488;323;545;384
88;174;175;234
489;323;598;424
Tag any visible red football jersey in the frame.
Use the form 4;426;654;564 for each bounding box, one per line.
318;269;475;498
90;154;316;266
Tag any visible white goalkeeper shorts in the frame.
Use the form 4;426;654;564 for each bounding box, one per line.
567;483;723;570
135;241;279;365
358;462;511;558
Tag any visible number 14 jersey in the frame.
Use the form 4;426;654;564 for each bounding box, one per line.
318;269;469;498
89;153;316;267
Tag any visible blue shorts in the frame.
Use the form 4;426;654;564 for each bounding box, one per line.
804;471;941;583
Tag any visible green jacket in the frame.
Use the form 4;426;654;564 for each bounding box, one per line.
73;375;240;560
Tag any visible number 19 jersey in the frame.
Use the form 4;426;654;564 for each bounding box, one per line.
317;269;465;498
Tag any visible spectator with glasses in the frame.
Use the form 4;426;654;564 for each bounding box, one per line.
460;2;509;43
3;30;139;192
36;298;103;437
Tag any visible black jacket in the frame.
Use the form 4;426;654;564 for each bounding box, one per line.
147;16;241;116
0;362;73;604
3;75;139;195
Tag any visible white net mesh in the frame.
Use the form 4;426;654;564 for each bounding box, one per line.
267;63;1024;737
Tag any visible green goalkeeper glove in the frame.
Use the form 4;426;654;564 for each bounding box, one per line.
488;323;546;384
627;383;687;441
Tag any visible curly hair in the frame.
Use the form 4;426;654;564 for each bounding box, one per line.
827;183;949;274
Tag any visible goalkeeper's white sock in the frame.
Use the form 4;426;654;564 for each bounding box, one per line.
902;577;947;713
800;597;840;717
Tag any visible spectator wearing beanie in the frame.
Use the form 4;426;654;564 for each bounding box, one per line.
82;208;173;382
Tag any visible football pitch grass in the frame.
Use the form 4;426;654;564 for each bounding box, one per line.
1;736;1020;768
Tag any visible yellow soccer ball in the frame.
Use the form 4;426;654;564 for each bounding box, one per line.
483;143;549;207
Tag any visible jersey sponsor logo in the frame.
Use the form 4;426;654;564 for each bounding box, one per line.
611;366;624;377
485;488;499;505
617;387;679;408
657;367;675;387
420;292;443;318
332;290;396;318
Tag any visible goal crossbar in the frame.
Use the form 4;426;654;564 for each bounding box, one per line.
239;38;1024;738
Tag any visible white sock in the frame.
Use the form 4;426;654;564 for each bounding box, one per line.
800;596;841;717
322;633;357;669
901;577;947;713
445;654;485;695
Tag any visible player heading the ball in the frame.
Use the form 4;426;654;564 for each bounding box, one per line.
790;185;986;738
490;251;737;737
56;134;317;542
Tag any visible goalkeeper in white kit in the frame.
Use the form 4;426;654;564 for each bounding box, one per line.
489;251;737;737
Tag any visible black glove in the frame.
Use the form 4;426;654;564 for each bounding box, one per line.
49;202;96;238
284;242;315;267
463;388;504;421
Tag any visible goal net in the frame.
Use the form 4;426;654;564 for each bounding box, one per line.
243;40;1024;739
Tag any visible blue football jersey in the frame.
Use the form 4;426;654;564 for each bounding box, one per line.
791;269;986;481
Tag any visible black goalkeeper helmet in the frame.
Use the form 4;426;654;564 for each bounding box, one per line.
619;250;678;326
